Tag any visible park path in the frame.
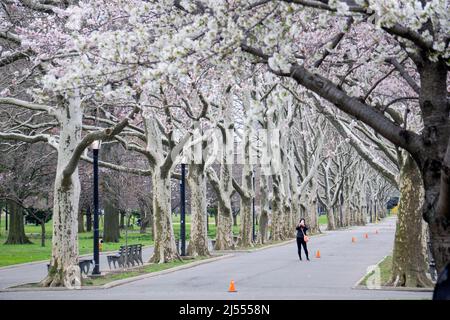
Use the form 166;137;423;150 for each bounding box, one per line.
0;217;432;299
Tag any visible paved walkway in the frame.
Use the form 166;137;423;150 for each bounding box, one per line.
0;217;433;299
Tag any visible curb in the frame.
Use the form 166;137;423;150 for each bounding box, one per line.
101;253;234;289
0;245;154;271
0;253;234;292
353;254;387;289
352;255;434;293
352;285;434;293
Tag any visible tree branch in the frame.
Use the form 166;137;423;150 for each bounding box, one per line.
240;43;423;158
62;105;140;180
385;57;420;94
314;17;353;68
0;97;57;117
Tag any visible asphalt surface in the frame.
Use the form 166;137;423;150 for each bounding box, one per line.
0;217;433;299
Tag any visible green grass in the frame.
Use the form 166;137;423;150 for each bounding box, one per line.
0;214;240;267
318;215;328;225
0;230;154;267
0;216;155;267
82;256;208;286
360;255;393;287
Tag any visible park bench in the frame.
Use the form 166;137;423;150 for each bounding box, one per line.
106;244;143;269
46;259;93;275
79;259;94;274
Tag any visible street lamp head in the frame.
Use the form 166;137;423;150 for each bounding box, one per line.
91;140;102;150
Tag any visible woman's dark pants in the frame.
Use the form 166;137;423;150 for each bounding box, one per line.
296;237;309;260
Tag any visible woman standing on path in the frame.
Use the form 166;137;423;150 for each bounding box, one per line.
296;218;309;261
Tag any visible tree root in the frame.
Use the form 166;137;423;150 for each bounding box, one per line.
387;271;434;288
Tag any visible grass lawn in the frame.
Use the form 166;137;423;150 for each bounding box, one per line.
0;229;153;267
0;215;239;267
359;255;393;286
318;215;328;225
82;256;208;287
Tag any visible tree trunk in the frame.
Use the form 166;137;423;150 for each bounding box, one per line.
140;208;151;234
283;201;293;237
238;163;253;247
40;95;82;288
216;196;234;249
86;206;92;232
4;200;31;245
288;145;301;236
281;149;294;237
259;174;270;244
326;206;336;231
388;151;433;287
149;170;179;263
41;173;81;288
211;163;235;250
306;180;319;233
414;59;450;274
41;221;46;247
270;173;285;240
187;164;210;256
77;210;85;233
120;210;125;229
103;199;120;243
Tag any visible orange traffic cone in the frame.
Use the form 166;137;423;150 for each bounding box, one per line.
352;237;356;243
228;280;237;292
364;233;369;239
315;250;321;258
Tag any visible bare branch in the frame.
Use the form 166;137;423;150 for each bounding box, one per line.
385;57;421;94
0;97;57;117
62;105;140;180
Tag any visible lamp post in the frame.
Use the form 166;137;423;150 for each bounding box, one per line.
92;140;101;275
180;163;186;256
